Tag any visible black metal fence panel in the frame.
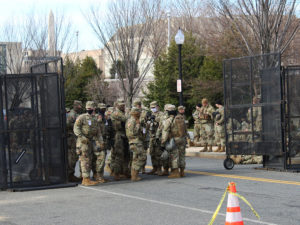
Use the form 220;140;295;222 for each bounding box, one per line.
0;59;67;189
224;53;283;156
286;66;300;169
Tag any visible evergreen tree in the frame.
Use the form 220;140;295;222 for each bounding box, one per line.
145;33;223;126
64;56;102;107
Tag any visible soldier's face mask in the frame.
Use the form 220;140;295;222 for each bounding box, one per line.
151;107;157;113
87;109;94;115
168;110;177;116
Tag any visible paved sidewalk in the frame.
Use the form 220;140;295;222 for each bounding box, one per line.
185;146;226;160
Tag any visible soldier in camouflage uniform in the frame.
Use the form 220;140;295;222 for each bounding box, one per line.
104;107;115;176
247;96;262;141
147;101;164;175
193;104;202;146
199;98;215;152
132;99;148;174
161;104;186;178
91;103;108;183
110;100;130;180
126;107;147;181
73;101;103;186
214;100;225;152
66;100;82;182
177;106;188;177
156;104;171;176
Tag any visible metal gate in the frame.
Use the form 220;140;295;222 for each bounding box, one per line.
285;66;300;169
0;59;68;190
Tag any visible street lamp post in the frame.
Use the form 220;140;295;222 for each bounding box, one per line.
175;28;184;106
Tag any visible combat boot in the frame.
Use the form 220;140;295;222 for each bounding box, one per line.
68;174;81;183
156;167;163;176
81;178;99;186
202;144;208;152
207;145;213;152
221;146;226;152
179;168;185;177
162;167;169;176
131;169;142;182
141;166;146;174
147;166;157;175
168;169;181;178
93;173;108;183
114;173;121;181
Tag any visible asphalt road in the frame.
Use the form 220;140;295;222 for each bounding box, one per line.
0;157;300;225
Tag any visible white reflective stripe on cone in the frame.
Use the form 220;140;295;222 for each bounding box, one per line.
227;193;240;207
226;212;243;222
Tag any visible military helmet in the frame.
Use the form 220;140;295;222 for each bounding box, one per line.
73;100;82;107
98;103;106;109
166;104;176;111
164;104;171;111
86;101;95;109
133;99;142;107
107;107;114;112
130;107;141;115
150;101;158;108
117;99;125;106
178;105;185;111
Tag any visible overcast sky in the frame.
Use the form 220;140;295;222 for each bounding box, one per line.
0;0;109;51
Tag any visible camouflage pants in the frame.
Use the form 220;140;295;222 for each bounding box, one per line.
76;137;103;178
110;133;130;175
68;135;78;176
193;123;202;143
92;150;107;175
214;124;225;147
149;137;162;168
129;142;147;171
200;123;214;145
169;147;179;169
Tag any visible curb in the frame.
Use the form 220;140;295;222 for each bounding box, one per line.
186;147;226;160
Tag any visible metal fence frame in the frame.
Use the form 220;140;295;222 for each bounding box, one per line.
0;58;71;190
223;53;300;171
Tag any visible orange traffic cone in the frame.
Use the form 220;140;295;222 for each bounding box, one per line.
225;182;244;225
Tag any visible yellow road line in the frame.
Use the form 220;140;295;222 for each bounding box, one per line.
145;166;300;186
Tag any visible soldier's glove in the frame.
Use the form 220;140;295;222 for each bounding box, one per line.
160;150;169;161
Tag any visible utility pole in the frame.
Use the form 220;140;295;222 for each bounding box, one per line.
167;11;171;47
76;31;79;59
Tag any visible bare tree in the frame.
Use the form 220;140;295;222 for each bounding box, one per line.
0;9;74;74
85;0;165;106
85;73;110;104
216;0;300;55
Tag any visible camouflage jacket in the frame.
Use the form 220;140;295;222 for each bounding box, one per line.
156;112;168;139
73;113;103;144
215;106;225;125
111;109;127;134
67;109;80;136
125;116;143;144
192;110;201;124
199;105;215;124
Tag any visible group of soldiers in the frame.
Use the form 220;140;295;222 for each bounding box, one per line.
192;98;226;152
66;99;189;186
